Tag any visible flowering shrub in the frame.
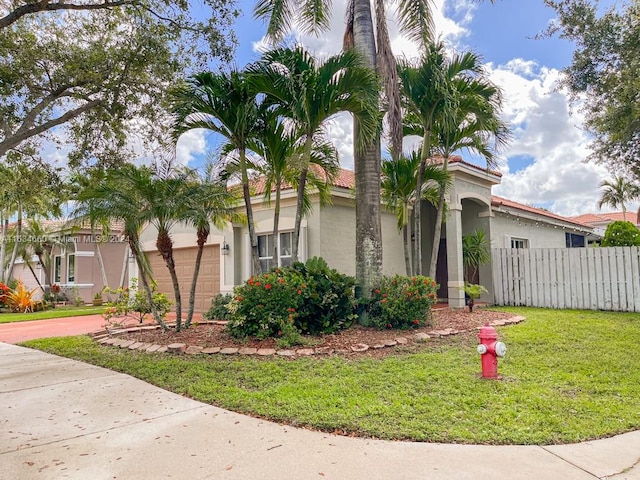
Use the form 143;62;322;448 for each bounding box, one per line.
226;257;356;339
363;275;438;329
203;293;233;321
0;282;10;307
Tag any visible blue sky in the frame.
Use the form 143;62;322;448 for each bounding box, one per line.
175;0;631;218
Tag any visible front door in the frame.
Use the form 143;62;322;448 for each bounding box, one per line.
435;238;448;299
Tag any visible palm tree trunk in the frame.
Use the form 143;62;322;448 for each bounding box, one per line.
185;228;207;328
292;138;313;263
129;235;168;331
428;155;449;279
273;179;282;266
240;149;261;274
5;205;22;281
0;218;7;283
353;0;383;297
402;223;411;276
414;131;431;275
27;262;45;292
157;230;182;331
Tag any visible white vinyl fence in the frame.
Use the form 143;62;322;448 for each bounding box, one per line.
491;246;640;312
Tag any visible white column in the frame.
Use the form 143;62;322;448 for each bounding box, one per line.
446;205;466;309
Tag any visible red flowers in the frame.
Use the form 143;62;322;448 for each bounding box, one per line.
413;319;420;325
265;284;271;290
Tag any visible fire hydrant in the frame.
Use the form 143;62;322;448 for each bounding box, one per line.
477;324;507;379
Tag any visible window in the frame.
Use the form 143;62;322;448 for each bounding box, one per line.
565;232;585;248
53;256;62;283
67;254;75;283
511;238;528;249
258;232;294;271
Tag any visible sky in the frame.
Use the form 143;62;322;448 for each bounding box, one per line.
175;0;633;218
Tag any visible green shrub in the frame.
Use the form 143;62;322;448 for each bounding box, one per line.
204;293;233;321
104;279;172;325
226;257;357;339
363;275;438;329
601;220;640;246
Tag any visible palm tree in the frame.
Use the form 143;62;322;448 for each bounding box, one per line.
74;165;169;331
398;41;456;275
381;152;450;275
180;166;241;329
246;45;379;264
597;176;640;221
462;229;492;283
171;70;264;275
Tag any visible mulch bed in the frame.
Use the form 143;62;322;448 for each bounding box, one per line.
110;307;519;359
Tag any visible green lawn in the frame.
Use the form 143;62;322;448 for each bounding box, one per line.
0;305;105;323
21;307;640;445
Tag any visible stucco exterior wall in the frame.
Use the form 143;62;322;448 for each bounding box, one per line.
490;212;586;248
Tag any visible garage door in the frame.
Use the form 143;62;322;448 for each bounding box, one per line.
146;245;220;313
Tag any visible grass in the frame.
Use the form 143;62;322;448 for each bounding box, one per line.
21;307;640;445
0;305;105;323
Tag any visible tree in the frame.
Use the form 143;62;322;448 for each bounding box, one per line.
597;176;640;221
180;165;241;328
246;46;379;263
462;229;492;283
253;0;434;295
601;220;640;247
0;0;238;167
172;70;264;275
381;152;449;276
544;0;640;173
73;165;170;330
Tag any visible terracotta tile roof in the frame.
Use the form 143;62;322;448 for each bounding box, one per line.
571;211;639;225
249;166;355;196
491;196;593;229
438;155;503;178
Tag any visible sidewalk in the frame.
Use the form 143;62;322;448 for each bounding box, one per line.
1;343;638;479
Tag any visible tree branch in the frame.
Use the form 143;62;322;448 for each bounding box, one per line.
0;99;102;158
0;0;135;30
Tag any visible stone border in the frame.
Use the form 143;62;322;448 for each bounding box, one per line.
89;316;526;358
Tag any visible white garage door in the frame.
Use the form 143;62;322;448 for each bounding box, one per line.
146;245;220;313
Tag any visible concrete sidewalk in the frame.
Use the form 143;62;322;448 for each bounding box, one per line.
1;343;638;480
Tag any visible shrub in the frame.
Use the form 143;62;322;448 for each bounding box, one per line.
0;282;10;307
6;282;45;313
601;220;640;247
226;257;357;339
363;275;438;330
104;279;172;325
203;293;233;321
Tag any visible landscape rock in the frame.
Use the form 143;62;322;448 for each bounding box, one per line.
185;346;204;355
238;347;257;355
202;347;221;354
257;348;276;356
415;333;430;343
220;347;239;355
395;337;408;345
277;350;295;357
296;348;314;356
167;343;187;353
350;343;369;352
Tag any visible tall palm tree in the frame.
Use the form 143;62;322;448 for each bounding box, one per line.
171;70;264;275
597;176;640;221
74;165;169;331
381;151;450;275
180;166;241;328
398;41;456;275
253;0;435;295
246;45;379;263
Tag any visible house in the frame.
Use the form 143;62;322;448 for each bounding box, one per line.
569;211;639;238
139;155;598;312
10;220;129;304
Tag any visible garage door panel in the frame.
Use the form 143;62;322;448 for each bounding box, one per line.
146;245;220;313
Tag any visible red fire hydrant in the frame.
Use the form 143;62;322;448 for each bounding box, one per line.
477;324;507;379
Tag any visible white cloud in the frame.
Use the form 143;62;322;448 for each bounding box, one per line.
174;128;208;166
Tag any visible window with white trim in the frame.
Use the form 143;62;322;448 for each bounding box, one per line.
53;256;62;283
511;238;528;249
67;254;75;283
258;232;294;271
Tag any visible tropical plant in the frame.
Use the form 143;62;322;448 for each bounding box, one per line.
103;279;172;326
462;229;492;284
6;281;43;313
179;165;241;328
172;70;263;275
459;283;488;313
364;275;438;330
73;164;169;330
381;152;450;275
0;281;10;307
246;45;379;263
597;176;640;221
601;221;640;247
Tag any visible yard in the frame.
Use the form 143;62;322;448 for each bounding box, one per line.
22;307;640;445
0;305;106;323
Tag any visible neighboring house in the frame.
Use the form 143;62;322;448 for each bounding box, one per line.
139;155;598;312
570;212;639;238
11;221;129;304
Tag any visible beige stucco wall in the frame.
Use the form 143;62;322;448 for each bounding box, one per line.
490;212;587;248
